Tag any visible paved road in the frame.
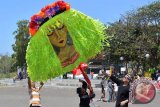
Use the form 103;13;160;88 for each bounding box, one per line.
0;86;159;107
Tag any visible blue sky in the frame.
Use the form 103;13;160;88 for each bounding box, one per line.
0;0;155;55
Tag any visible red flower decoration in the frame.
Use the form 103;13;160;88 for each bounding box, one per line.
29;0;70;36
29;21;38;29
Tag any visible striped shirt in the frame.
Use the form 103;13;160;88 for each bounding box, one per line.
29;88;41;106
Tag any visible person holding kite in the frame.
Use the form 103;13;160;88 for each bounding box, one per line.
77;79;95;107
26;0;107;106
104;72;132;107
28;77;44;107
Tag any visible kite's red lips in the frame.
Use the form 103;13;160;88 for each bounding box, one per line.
59;40;64;43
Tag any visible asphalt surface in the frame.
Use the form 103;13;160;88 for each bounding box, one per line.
0;86;159;107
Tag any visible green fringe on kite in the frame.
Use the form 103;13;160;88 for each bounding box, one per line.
26;9;108;81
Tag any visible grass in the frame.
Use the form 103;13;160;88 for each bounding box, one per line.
0;72;16;79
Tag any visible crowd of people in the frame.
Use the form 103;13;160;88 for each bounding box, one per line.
24;69;160;107
12;64;159;107
97;67;160;106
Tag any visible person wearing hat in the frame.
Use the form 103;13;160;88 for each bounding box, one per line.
76;79;95;107
104;73;132;107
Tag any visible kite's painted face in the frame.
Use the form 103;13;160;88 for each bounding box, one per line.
47;21;67;48
47;21;79;67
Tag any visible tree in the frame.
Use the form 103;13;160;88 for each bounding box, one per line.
0;54;13;73
105;1;160;71
12;20;30;70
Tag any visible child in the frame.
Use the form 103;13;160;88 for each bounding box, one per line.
28;77;44;107
77;79;95;107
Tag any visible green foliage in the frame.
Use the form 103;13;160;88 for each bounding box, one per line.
0;54;14;73
105;1;160;68
12;20;30;70
0;72;16;79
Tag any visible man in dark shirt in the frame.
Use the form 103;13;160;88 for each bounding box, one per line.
105;73;132;107
77;79;95;107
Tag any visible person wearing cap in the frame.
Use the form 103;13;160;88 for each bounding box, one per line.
105;73;132;107
76;79;95;107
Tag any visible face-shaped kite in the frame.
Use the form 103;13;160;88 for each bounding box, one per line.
26;0;107;81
